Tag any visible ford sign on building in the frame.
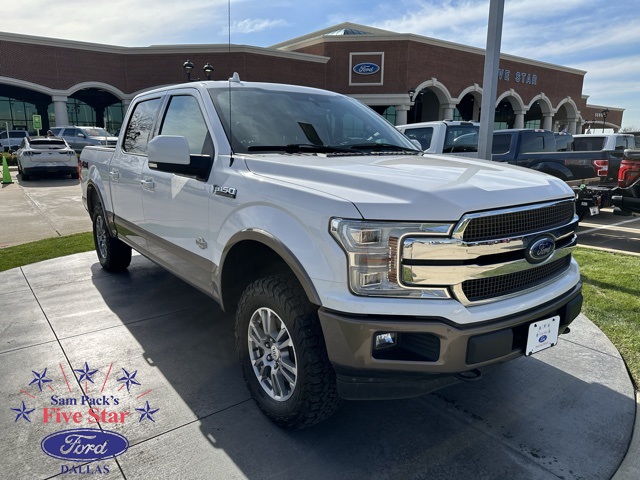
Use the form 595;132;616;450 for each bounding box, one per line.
353;62;380;75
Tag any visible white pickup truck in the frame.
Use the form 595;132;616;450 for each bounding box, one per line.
81;76;583;429
396;120;480;156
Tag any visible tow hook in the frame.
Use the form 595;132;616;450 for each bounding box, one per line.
456;369;482;382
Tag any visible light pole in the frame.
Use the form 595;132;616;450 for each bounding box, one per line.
601;108;609;133
183;61;214;82
408;88;416;123
203;63;214;80
182;60;195;82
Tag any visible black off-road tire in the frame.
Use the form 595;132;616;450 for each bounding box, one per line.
236;275;341;429
92;200;131;272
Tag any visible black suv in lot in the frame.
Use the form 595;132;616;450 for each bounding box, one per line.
49;126;117;153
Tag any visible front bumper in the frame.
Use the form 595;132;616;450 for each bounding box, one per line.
318;282;582;400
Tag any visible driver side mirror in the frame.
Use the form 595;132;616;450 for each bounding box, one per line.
147;135;212;181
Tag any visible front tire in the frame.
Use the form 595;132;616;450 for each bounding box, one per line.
236;275;341;429
92;200;131;271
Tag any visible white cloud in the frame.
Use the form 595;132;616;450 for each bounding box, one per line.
1;0;229;46
232;18;288;34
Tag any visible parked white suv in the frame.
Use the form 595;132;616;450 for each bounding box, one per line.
0;130;28;152
50;126;117;153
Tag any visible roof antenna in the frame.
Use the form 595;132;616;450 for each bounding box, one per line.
227;0;235;166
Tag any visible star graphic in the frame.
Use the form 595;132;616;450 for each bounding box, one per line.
117;368;141;392
135;401;159;423
11;401;35;423
74;362;99;384
29;368;52;392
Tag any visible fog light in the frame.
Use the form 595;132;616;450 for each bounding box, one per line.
374;332;397;349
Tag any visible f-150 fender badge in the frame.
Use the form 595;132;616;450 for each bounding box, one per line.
525;235;555;264
213;185;237;199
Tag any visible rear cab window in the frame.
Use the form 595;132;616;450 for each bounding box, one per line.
403;127;433;150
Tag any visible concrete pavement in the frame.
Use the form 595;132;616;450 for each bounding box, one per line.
1;164;638;478
0;251;636;479
0;166;91;248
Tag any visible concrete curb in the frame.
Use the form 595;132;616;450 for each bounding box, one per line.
613;390;640;479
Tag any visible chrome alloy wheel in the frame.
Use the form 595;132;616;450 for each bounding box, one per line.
247;307;298;401
95;214;108;260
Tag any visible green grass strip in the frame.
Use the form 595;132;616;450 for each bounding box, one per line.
0;232;94;272
573;248;640;388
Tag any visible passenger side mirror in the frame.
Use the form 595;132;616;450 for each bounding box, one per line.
409;139;424;151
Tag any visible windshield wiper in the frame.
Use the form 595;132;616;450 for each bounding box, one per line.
348;143;421;154
247;144;360;154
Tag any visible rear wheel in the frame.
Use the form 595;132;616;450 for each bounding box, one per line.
236;275;340;429
92;200;131;271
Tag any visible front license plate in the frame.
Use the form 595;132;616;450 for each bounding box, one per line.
589;206;599;216
526;315;560;356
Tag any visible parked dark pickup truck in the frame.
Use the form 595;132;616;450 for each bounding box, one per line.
571;133;635;186
491;129;614;218
612;149;640;214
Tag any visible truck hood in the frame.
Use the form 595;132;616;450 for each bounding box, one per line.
243;154;574;221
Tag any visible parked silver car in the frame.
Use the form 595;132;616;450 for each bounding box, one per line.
0;130;29;152
49;126;117;153
17;136;79;180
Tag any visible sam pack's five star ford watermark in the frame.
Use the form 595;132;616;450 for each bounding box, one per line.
10;362;159;474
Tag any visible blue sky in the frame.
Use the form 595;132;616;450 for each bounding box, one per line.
5;0;640;128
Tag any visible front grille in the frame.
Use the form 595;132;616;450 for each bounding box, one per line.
461;256;571;302
462;202;575;242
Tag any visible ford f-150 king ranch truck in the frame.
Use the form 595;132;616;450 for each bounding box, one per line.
81;76;583;429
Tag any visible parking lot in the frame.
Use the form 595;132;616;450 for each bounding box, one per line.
1;167;639;479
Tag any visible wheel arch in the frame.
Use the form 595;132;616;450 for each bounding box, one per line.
529;162;573;180
218;229;322;313
86;180;118;237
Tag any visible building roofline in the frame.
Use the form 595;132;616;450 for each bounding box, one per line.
271;22;586;76
0;31;329;63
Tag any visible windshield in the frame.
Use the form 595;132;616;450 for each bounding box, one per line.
82;127;111;137
208;86;420;155
1;131;27;139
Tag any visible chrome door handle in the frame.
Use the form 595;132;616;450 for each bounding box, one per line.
140;178;155;190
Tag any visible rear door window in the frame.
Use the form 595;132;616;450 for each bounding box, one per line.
123;98;162;155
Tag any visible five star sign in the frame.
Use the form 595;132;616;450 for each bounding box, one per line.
74;362;99;383
135;401;159;423
11;401;35;423
29;368;52;392
117;368;141;392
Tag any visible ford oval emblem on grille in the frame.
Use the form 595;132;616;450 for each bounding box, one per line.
525;235;556;264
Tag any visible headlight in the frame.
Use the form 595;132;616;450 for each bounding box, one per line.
330;218;453;297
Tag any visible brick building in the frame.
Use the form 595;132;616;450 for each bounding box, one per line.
0;22;623;134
